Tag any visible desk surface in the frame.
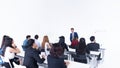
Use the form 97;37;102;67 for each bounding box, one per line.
66;60;89;68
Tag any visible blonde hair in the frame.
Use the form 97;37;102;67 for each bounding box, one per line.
41;35;50;48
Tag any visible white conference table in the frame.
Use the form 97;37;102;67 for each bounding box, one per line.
39;60;90;68
66;60;90;68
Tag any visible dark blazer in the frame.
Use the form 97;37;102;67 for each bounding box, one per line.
86;43;100;54
23;47;45;68
47;55;67;68
70;32;78;42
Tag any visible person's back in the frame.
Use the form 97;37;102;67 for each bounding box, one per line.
47;55;66;68
87;43;100;52
47;43;69;68
23;47;39;68
86;36;100;54
22;35;31;51
58;36;69;51
76;38;86;55
74;38;87;63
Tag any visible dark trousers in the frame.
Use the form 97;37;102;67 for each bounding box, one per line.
2;62;11;68
9;57;20;68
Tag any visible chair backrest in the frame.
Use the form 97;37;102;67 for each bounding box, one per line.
0;55;12;68
0;56;4;65
73;55;87;64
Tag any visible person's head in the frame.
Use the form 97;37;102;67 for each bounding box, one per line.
71;28;74;33
26;35;31;40
59;36;65;43
79;38;86;46
27;39;38;49
1;35;9;47
50;43;64;58
34;34;39;39
90;36;95;42
4;37;13;48
42;35;49;48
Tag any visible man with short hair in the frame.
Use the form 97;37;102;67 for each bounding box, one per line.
70;28;79;42
86;36;100;53
86;36;101;60
22;35;31;51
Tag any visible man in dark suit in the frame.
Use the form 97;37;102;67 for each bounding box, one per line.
23;39;45;68
70;28;79;42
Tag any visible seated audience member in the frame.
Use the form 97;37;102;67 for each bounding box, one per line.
3;37;21;68
34;34;41;48
76;38;86;55
47;43;69;68
86;36;101;60
22;35;31;51
0;35;9;56
86;36;100;53
58;36;69;59
23;39;45;68
41;35;51;56
69;38;79;49
74;38;87;63
58;36;69;51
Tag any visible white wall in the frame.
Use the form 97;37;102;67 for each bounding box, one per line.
0;0;120;67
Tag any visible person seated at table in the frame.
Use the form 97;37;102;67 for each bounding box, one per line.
23;39;45;68
86;36;101;60
3;37;21;68
41;35;51;56
47;43;70;68
22;35;31;51
69;38;79;49
58;36;69;52
58;36;69;59
0;35;9;56
76;38;86;55
74;38;87;63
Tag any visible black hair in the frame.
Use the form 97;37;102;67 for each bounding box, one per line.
27;39;35;47
4;37;13;48
26;35;31;39
50;43;64;58
34;35;39;39
59;36;65;43
79;38;86;46
90;36;95;41
1;35;9;48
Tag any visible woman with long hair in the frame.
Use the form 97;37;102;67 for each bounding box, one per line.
74;37;87;63
76;38;86;55
41;35;51;56
3;37;20;68
47;43;69;68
